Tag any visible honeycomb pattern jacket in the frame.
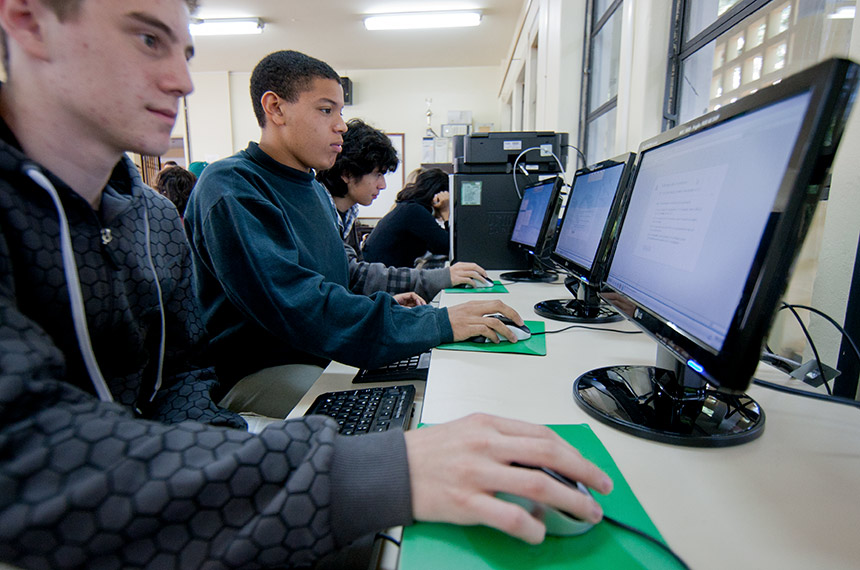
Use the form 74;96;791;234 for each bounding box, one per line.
0;120;413;568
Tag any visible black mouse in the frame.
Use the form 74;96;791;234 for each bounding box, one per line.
496;465;596;536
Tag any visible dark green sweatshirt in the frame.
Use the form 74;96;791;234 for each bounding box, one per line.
186;142;453;391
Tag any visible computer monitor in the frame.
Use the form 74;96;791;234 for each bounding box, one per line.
573;58;859;447
500;176;564;283
534;154;635;323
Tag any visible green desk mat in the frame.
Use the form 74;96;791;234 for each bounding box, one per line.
400;424;681;570
436;320;546;356
444;280;509;294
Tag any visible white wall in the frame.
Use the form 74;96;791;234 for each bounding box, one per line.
187;65;502;216
499;0;587;178
185;71;234;163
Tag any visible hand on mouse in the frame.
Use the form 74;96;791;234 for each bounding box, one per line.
404;413;613;544
448;262;492;288
393;292;427;307
447;300;523;343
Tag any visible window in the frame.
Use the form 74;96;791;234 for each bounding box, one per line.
665;0;855;128
581;0;624;165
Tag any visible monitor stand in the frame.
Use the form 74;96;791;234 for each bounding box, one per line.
572;346;765;447
500;268;557;283
534;277;622;323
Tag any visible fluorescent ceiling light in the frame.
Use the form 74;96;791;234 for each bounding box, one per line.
828;6;855;19
364;11;482;31
190;18;264;36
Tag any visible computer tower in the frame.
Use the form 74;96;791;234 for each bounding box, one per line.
450;131;568;270
451;172;536;270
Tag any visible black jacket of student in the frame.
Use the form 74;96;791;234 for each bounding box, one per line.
0;119;411;568
363;168;450;268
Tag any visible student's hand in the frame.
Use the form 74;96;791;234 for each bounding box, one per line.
432;191;450;222
394;292;427;307
447;300;523;343
448;262;491;288
404;413;613;544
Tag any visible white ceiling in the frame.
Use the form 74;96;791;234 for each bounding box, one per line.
188;0;526;73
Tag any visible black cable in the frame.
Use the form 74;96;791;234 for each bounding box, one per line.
779;303;831;395
535;324;643;335
374;532;401;547
783;303;860;366
753;378;860;409
603;515;690;570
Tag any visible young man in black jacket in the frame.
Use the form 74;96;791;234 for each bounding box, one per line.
0;1;612;568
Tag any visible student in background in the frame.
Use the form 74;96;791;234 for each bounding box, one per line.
0;5;610;568
317;118;491;299
154;164;196;217
363;167;452;268
186;50;524;417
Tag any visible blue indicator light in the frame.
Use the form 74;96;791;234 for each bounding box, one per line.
687;360;704;374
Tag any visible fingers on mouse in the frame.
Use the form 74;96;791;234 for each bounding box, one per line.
497;466;597;537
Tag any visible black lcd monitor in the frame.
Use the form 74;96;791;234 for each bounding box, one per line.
573;58;859;447
534;153;635;323
500;176;564;283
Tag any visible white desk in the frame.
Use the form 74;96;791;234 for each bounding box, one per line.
294;275;860;570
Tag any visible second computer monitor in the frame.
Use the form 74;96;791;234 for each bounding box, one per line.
500;176;564;283
533;154;635;323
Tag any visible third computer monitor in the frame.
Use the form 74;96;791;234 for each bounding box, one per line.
500;176;564;283
534;153;635;323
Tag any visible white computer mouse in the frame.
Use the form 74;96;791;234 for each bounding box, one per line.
468;276;494;288
477;312;531;342
496;466;595;537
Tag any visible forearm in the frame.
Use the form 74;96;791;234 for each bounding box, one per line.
348;253;451;301
330;430;414;545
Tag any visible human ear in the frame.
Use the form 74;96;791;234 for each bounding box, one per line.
0;0;51;62
260;91;287;127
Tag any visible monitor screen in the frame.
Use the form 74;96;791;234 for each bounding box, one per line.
606;92;811;352
510;178;561;249
552;155;633;281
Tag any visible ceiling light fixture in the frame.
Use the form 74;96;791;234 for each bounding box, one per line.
364;11;482;31
190;18;264;36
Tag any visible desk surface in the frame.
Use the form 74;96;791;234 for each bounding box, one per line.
293;275;860;570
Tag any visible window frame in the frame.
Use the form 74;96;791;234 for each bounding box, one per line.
580;0;625;164
663;0;774;130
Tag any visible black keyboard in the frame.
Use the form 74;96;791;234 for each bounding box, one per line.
352;352;431;384
304;385;415;435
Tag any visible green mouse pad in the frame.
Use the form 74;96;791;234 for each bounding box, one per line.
436;320;546;356
400;424;683;570
444;280;509;294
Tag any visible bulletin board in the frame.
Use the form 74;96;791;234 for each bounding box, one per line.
357;133;405;219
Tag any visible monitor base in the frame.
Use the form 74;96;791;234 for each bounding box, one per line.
534;299;623;323
500;269;557;283
573;365;764;447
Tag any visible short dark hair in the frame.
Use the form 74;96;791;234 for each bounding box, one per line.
250;50;341;128
1;0;199;73
316;119;400;197
396;168;449;209
154;165;196;216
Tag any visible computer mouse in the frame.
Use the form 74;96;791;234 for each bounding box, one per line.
467;313;531;343
496;466;596;536
467;276;494;288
